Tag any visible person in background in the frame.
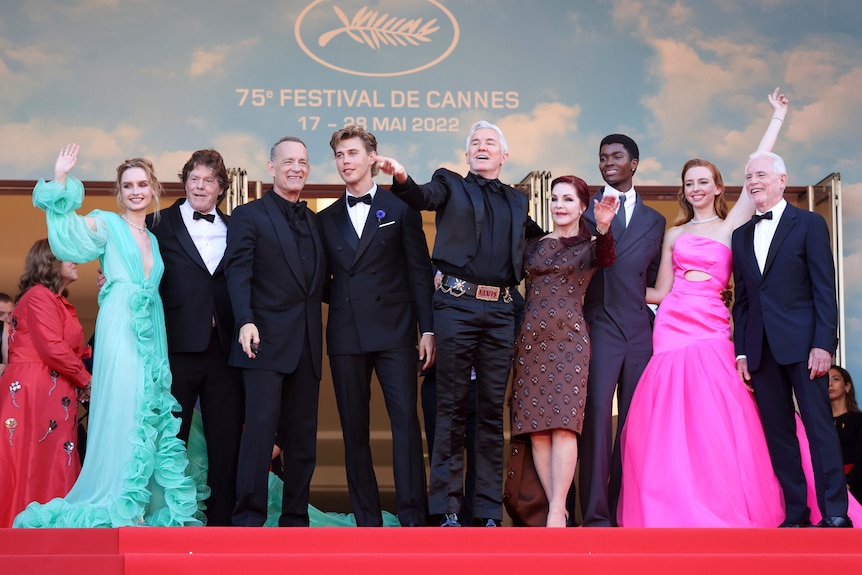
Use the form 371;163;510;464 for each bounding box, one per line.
0;240;90;527
147;149;244;526
829;365;862;504
0;292;13;377
16;144;203;527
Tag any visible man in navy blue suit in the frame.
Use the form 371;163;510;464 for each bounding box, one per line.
732;150;851;528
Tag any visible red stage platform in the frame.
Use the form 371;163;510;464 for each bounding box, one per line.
2;527;861;574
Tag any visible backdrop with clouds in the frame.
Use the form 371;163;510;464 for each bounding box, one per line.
2;0;860;374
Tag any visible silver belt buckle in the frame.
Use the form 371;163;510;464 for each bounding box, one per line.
441;277;467;297
475;284;500;302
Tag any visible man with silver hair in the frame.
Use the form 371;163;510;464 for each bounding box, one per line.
377;120;544;527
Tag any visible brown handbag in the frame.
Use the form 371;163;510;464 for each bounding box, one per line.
502;435;549;526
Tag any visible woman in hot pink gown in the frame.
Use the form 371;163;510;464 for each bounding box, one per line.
618;90;861;527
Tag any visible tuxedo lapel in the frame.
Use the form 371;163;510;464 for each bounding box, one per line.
262;192;308;291
169;200;210;272
762;206;797;278
354;194;387;264
213;208;229;274
334;199;360;251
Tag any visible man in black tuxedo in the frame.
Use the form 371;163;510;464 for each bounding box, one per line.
147;149;243;526
318;125;434;527
225;136;325;527
577;135;665;526
732;150;851;528
377;121;544;527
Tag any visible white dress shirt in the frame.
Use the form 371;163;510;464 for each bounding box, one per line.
179;200;227;275
603;184;636;227
753;198;787;273
346;184;377;238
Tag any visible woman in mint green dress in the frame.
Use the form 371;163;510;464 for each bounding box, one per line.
15;144;205;527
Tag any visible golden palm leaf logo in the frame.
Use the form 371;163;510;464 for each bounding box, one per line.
319;6;440;49
296;0;459;77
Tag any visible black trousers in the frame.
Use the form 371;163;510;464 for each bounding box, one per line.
169;328;244;526
232;345;320;527
330;346;428;527
428;291;514;521
751;338;848;522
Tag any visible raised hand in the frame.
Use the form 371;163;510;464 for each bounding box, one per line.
54;143;79;184
593;194;619;232
375;155;408;183
768;87;789;120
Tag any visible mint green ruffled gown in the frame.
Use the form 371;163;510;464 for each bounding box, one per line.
14;177;206;528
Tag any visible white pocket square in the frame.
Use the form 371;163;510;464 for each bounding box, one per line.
378;220;395;228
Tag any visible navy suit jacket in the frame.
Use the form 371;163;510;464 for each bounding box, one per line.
224;190;325;377
390;168;543;283
318;188;433;355
731;202;838;370
147;199;234;356
583;188;665;341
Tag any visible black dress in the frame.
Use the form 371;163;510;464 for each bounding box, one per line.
835;411;862;504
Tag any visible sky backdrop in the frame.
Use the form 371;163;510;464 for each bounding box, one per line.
2;0;861;374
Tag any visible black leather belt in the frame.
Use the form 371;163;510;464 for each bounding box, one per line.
438;275;513;303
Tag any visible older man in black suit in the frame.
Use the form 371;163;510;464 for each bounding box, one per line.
225;136;325;527
318;125;434;527
377;121;544;527
733;150;850;528
147;149;243;526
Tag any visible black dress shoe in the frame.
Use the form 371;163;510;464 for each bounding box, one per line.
473;517;501;527
438;513;461;527
778;519;811;528
817;515;853;528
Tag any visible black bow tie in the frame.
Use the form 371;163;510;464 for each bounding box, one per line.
285;200;307;221
472;174;507;195
193;211;215;223
752;211;773;224
347;193;372;207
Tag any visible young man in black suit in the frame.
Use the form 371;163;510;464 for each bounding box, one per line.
733;151;850;528
377;121;544;527
225;137;325;527
318;125;434;527
147;149;243;526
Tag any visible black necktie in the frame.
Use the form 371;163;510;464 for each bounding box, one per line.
285;200;307;222
617;193;627;229
193;211;215;223
347;193;372;207
752;211;773;224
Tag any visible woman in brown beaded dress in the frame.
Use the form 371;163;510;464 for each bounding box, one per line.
511;175;616;527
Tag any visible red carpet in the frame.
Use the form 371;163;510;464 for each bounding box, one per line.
1;527;860;574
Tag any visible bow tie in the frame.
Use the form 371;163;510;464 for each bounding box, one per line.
472;174;507;195
285;200;307;221
193;211;215;223
751;211;773;224
347;193;372;207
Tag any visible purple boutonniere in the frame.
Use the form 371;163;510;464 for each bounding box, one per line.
376;209;386;223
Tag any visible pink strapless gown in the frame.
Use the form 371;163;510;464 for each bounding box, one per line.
618;234;861;527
